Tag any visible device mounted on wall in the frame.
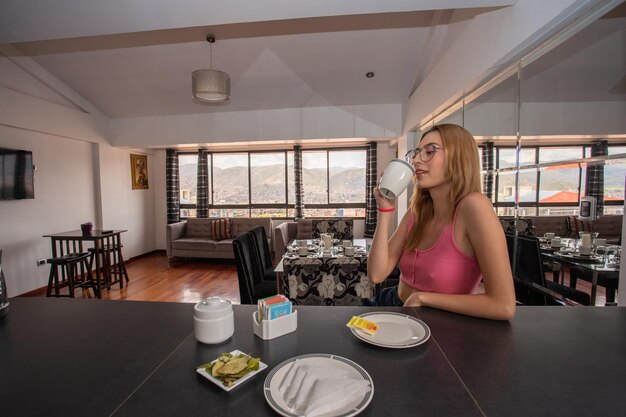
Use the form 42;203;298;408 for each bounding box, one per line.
578;196;597;221
0;147;34;200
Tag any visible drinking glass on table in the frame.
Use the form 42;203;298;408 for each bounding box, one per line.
561;238;575;250
606;246;621;265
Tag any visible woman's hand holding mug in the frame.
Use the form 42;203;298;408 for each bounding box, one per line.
373;186;395;211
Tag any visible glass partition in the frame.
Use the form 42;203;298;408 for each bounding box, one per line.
465;74;518;139
412;3;625;306
520;7;626;137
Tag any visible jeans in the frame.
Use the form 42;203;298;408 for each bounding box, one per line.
361;286;403;307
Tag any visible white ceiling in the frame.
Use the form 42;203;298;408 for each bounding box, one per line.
0;1;517;119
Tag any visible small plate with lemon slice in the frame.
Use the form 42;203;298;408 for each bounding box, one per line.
197;350;268;392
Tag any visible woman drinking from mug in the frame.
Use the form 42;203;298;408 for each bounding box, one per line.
365;124;515;321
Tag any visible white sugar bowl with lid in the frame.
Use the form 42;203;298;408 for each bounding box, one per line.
194;297;234;344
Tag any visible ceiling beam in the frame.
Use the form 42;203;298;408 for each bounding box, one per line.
0;0;519;43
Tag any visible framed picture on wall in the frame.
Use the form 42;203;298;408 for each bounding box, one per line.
130;153;149;190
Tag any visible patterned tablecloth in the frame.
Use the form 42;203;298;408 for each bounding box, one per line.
282;239;373;306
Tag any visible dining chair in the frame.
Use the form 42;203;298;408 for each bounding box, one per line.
311;219;354;240
569;266;618;305
501;218;534;236
248;226;277;281
232;232;276;304
509;235;590;306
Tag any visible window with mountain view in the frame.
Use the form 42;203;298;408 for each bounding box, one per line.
497;148;537;210
177;148;366;218
250;152;289;218
494;145;624;216
302;149;366;217
537;147;582;215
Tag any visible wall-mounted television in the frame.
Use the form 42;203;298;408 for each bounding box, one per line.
0;147;34;200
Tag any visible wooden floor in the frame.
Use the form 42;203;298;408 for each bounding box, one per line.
25;252;610;306
27;252;242;304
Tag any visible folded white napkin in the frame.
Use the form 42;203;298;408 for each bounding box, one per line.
278;359;371;417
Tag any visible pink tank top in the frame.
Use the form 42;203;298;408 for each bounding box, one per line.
398;204;482;294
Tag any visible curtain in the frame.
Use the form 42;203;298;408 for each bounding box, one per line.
481;141;495;201
166;149;180;224
196;149;209;218
585;140;608;218
364;142;378;238
294;145;304;219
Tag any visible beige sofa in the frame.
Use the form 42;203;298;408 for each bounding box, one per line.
167;217;272;261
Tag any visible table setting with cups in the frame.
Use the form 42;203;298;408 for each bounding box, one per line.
286;237;367;260
189;159;421;415
546;232;615;264
192;294;431;417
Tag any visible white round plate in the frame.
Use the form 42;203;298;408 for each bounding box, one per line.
264;354;374;417
350;312;430;349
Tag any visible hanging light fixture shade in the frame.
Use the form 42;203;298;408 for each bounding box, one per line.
192;35;230;104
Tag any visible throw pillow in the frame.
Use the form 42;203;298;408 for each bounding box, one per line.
296;219;313;240
210;218;232;240
186;218;212;238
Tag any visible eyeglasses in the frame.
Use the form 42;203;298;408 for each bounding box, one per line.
405;144;441;162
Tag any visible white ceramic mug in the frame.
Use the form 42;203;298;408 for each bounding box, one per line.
342;239;351;247
544;232;555;240
344;246;355;256
579;245;592;256
550;237;562;248
379;159;415;200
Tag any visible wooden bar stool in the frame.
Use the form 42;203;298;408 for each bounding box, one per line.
46;252;99;298
110;243;129;284
88;238;128;291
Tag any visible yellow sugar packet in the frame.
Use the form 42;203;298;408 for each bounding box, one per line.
346;316;378;335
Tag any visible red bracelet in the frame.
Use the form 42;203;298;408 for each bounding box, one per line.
378;207;395;212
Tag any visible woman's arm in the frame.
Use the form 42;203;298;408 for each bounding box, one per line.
404;193;516;320
366;188;411;283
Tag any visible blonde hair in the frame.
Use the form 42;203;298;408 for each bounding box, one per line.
405;124;481;251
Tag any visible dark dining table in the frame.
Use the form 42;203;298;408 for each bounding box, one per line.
540;246;620;305
275;238;371;297
43;229;128;296
1;298;625;417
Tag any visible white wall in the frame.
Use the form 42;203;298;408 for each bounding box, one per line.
0;126;97;296
0;50;159;296
0;127;160;297
109;104;402;147
98;145;157;259
403;0;598;133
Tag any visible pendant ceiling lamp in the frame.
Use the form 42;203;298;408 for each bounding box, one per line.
192;35;230;105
